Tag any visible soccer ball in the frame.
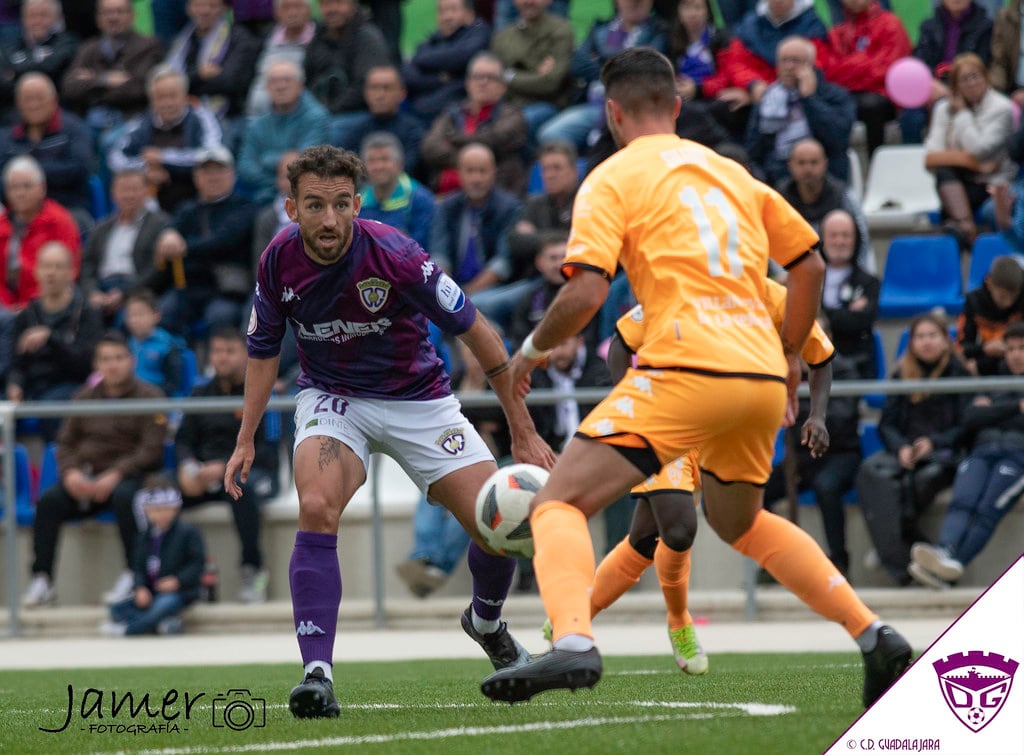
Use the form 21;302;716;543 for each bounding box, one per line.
474;463;550;559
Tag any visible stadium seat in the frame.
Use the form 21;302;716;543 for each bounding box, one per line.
847;147;864;201
863;329;887;409
859;421;883;458
861;145;939;231
0;443;36;526
878;235;963;317
967;233;1024;291
88;174;109;219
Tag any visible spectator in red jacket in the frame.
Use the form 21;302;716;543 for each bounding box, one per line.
825;0;911;157
0;155;81;311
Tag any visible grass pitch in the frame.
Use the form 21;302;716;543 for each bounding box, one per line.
0;652;867;754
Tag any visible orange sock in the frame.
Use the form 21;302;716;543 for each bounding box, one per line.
731;510;877;637
654;542;692;631
591;536;653;618
532;500;596;641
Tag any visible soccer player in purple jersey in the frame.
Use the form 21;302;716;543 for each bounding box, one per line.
224;145;556;719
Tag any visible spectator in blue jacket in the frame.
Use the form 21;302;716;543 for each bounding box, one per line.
745;36;856;186
359;132;434;252
236;57;329;206
338;65;425;174
124;287;186;398
536;0;668;152
0;73;95;228
108;65;223;213
402;0;491;125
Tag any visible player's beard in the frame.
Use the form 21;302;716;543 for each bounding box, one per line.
302;222;351;264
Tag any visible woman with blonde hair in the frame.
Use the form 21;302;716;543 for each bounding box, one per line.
855;311;973;585
924;53;1016;248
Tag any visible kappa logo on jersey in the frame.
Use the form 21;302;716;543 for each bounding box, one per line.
629;305;644;322
297;317;393;344
296;620;326;636
356;277;391;313
421;260;435;283
435;273;465;313
281;286;300;303
933;651;1019;733
435;427;466;456
246;306;258;335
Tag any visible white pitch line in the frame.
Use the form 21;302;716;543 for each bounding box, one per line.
95;712;736;755
90;700;797;755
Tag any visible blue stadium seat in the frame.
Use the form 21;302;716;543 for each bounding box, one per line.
863;329;887;409
859;421;883;458
88;174;109;219
0;444;36;526
967;233;1018;291
878;235;963;317
178;347;199;398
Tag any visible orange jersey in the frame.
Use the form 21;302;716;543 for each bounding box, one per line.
616;278;835;370
565;135;820;379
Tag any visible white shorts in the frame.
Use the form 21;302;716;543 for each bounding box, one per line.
293;388;494;492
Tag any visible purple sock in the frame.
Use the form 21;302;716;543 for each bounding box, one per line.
467;542;515;622
290;530;341;667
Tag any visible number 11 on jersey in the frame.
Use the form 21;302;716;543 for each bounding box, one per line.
679;186;743;278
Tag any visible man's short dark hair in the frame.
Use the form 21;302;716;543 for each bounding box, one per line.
209;324;245;344
96;329;130;353
1005;321;1024;341
600;46;677;117
287;145;365;198
125;287;158;310
538;140;578;164
538;230;569;252
987;256;1024;293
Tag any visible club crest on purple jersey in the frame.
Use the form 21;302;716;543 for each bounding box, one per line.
436;427;466;456
933;651;1018;733
357;277;391;313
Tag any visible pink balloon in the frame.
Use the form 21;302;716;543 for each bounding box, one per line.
885;57;933;109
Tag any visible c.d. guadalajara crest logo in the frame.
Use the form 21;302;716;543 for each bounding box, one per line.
933;650;1018;733
357;277;391;313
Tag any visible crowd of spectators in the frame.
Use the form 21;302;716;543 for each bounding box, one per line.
4;0;1024;614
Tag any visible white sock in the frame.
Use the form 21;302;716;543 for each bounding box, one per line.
472;608;500;635
304;661;333;681
855;621;884;653
553;633;595;652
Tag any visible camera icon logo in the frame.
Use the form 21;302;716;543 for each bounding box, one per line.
211;689;267;731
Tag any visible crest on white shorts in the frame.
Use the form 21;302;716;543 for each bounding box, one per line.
357;277;391;313
435;427;466;456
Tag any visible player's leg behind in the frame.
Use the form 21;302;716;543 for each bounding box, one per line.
429;462;531;670
699;380;910;706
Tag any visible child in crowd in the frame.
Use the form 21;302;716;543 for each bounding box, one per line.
124;288;186;397
100;474;205;636
957;255;1024;376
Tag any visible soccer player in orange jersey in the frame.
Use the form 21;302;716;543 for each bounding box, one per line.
578;280;835;676
482;47;911;708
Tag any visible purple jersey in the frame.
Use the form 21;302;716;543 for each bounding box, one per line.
248;219;477;400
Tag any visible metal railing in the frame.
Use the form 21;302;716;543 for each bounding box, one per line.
4;375;1021;636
